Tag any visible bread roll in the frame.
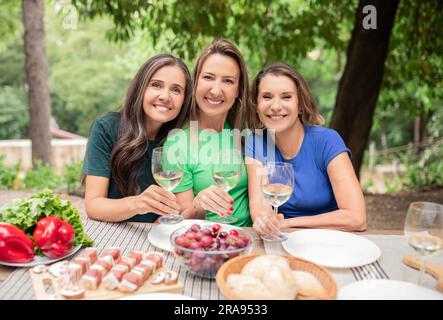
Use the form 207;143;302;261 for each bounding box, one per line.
262;268;297;299
226;274;273;300
292;270;327;299
241;255;297;300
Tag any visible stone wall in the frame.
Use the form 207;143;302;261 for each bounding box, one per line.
0;139;87;174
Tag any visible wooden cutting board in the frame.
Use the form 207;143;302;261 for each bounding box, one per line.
30;266;183;300
403;256;443;292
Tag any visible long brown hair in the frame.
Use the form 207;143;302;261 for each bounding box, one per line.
190;39;250;131
110;54;192;196
248;62;324;130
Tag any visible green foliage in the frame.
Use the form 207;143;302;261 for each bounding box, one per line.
23;160;61;191
0;155;20;189
0;86;28;139
0;0;22;53
62;161;83;195
72;0;355;65
403;144;443;190
383;176;403;194
361;178;374;194
373;0;443;149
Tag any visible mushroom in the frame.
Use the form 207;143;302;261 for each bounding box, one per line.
164;271;178;285
60;287;85;300
151;271;166;284
32;265;48;274
49;261;69;278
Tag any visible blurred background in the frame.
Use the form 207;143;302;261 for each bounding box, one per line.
0;0;441;228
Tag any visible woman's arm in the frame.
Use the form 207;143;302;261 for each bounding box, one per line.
84;175;181;222
175;187;235;220
282;152;367;231
175;189;204;219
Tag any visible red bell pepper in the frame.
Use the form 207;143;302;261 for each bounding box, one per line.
0;223;35;263
33;216;75;259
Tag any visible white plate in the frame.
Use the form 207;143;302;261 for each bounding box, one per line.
338;280;443;300
282;229;381;268
119;293;195;300
0;245;82;268
148;219;242;252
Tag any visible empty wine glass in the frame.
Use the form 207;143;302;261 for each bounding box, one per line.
151;147;184;224
404;201;443;285
260;162;294;242
207;149;242;225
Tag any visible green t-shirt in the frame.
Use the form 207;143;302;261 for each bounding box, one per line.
82;112;158;222
163;122;252;227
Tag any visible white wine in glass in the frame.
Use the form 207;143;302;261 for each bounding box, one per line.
209;149;242;224
260;162;294;242
151;147;184;224
404;201;443;285
153;171;183;191
212;170;241;192
261;183;293;207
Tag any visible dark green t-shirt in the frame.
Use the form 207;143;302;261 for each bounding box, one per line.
82;112;158;222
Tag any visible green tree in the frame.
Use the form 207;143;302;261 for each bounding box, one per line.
71;0;443;177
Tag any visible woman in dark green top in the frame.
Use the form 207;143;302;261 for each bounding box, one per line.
82;54;192;222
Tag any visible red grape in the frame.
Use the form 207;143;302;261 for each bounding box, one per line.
211;224;221;233
190;224;201;233
229;229;239;237
200;235;213;248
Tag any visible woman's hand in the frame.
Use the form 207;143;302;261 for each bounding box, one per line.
193;185;234;217
136;185;182;216
253;211;288;236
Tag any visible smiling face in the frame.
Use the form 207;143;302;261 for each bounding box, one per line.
143;65;186;126
257;74;301;134
195;53;240;119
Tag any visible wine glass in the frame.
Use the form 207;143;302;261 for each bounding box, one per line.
260;162;294;242
206;149;242;224
404;201;443;285
151;147;184;224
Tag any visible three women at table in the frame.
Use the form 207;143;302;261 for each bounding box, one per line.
245;62;367;236
82;39;366;233
82;54;192;222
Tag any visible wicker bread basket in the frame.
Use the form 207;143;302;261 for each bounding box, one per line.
216;253;337;300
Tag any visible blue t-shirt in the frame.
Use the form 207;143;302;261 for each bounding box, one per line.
245;125;351;218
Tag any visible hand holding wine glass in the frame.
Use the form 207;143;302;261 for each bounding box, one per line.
259;162;294;242
206;149;242;224
151;147;184;224
404;201;443;285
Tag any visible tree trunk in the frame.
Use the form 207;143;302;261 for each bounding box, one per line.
329;0;399;178
22;0;52;166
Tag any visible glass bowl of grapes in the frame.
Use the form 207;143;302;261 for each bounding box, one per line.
170;223;254;279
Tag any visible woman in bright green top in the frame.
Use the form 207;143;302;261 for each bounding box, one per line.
164;39;252;227
82;54;192;222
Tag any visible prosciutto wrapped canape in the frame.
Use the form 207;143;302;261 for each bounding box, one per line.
118;271;143;293
99;247;121;262
143;252;163;269
81;269;102;290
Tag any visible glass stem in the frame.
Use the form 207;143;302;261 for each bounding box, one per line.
418;256;427;286
274;206;279;236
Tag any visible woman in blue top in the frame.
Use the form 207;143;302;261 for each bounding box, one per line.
245;62;366;236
